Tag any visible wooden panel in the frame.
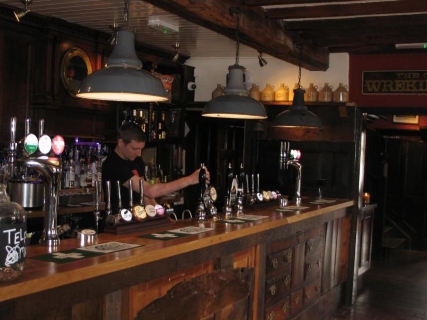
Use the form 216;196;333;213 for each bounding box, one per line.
128;261;213;320
135;268;254;320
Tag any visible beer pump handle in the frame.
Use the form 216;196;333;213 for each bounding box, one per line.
116;180;122;212
128;179;133;209
139;179;144;205
105;181;112;216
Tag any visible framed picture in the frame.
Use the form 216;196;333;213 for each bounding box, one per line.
392;115;419;124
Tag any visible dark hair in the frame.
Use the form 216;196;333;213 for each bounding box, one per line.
117;123;146;144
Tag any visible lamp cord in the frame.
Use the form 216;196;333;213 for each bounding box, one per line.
297;44;302;89
235;9;241;65
124;0;129;27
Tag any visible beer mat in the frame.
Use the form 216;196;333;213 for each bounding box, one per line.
216;218;248;224
275;206;309;212
138;231;191;241
236;214;269;221
30;242;142;263
310;199;337;204
168;226;215;234
30;248;105;264
77;241;141;254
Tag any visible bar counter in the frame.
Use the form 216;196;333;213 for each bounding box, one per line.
0;198;354;319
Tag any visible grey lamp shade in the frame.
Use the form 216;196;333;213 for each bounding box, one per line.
203;95;267;119
202;64;267;119
273;87;322;128
77;29;168;102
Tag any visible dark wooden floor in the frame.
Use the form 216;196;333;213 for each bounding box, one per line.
333;250;427;320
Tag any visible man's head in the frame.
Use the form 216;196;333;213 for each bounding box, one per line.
116;122;146;160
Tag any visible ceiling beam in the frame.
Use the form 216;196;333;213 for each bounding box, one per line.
265;0;427;20
142;0;330;71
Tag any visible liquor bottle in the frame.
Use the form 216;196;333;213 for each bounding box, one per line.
130;109;138;124
66;160;76;188
157;111;167;140
149;106;157;141
85;160;93;188
139;110;146;133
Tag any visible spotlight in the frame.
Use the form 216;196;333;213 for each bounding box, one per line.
14;9;30;22
172;43;180;62
258;51;268;67
14;0;32;23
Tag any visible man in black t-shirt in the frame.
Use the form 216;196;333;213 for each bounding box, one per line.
102;123;208;212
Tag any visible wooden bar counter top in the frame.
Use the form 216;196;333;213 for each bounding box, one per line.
0;198;354;320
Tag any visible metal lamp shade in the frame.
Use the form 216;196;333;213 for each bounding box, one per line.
77;29;168;102
202;64;267;119
273;87;322;128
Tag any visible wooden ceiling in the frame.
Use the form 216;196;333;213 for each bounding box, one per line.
2;0;427;71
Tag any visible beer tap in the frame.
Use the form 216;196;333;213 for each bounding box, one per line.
133;179;147;221
93;180;101;233
105;180;112;217
105;180;132;227
194;163;207;222
15;118;62;247
246;174;255;205
280;142;302;206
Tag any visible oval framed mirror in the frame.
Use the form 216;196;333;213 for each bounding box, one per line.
61;47;92;98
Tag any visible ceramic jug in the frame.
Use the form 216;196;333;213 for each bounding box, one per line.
274;83;289;102
288;83;299;102
211;84;224;99
318;83;333;102
249;83;261;101
261;83;274;102
304;83;318;102
333;83;349;102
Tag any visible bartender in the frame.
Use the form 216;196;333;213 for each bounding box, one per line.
102;122;209;212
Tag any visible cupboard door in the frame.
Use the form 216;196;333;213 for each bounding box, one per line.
265;296;291;320
128;261;214;320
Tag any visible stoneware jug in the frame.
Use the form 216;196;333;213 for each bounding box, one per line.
304;83;318;102
211;84;224;99
333;83;349;102
318;83;333;102
249;83;261;101
261;83;274;102
274;83;289;102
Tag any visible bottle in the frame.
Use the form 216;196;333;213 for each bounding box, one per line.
212;84;224;99
304;83;318;102
85;160;93;188
318;83;333;102
157;111;167;140
130;109;138;124
249;83;261;101
66;160;75;188
274;83;289;102
74;149;81;188
139;110;146;133
333;83;349;102
260;83;274;102
0;165;26;282
149;106;157;141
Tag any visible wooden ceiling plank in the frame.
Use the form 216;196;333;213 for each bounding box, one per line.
142;0;329;70
266;1;427;19
244;0;378;6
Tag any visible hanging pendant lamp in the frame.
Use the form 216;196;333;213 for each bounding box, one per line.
202;9;267;120
76;0;168;102
273;46;322;128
